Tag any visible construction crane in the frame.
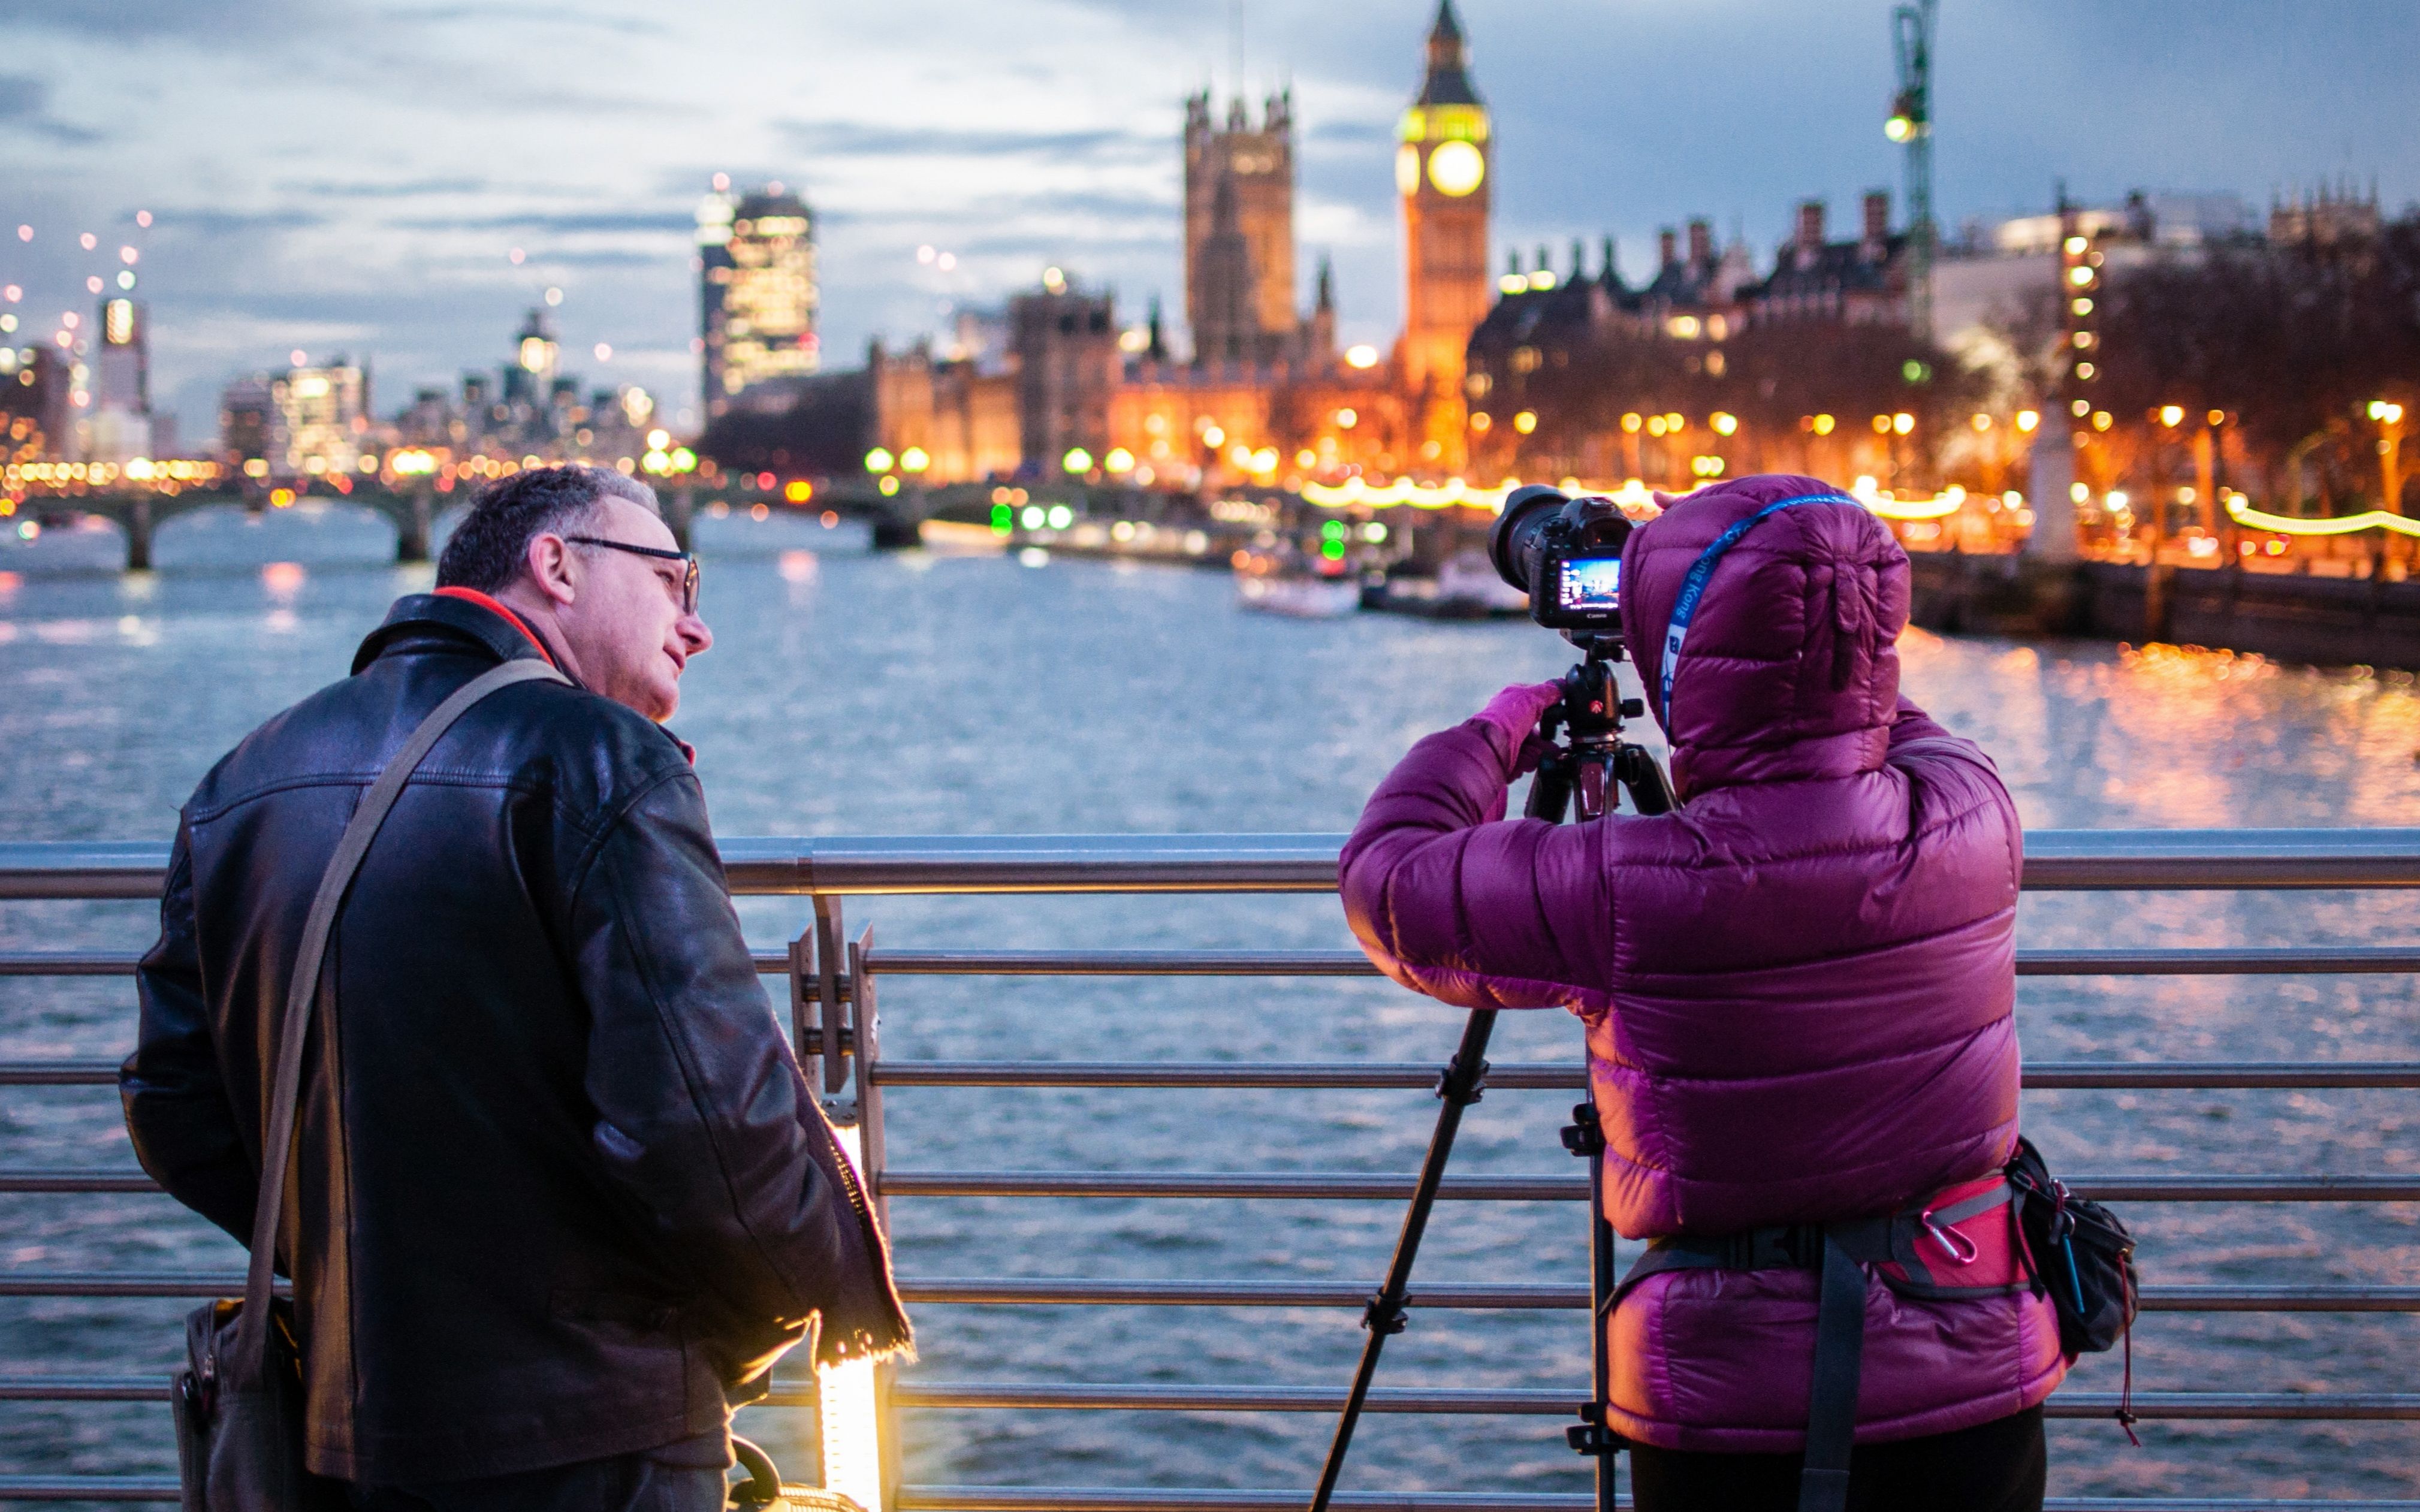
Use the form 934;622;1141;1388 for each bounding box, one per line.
1885;0;1938;343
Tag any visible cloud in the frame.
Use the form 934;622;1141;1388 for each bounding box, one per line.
780;119;1164;164
274;176;491;199
1302;119;1393;148
147;207;328;236
0;74;107;144
0;0;319;41
387;209;696;236
381;2;667;35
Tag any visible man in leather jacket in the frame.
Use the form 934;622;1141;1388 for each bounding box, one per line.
122;466;911;1511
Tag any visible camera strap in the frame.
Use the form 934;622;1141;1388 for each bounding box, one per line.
1657;494;1854;722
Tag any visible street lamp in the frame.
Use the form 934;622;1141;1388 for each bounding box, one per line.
2371;400;2407;515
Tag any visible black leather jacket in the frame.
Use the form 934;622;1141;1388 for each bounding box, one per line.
122;594;900;1482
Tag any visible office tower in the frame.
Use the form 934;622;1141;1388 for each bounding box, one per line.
506;307;559;407
96;297;147;414
700;184;820;417
1184;88;1295;365
267;363;369;478
1398;0;1490;400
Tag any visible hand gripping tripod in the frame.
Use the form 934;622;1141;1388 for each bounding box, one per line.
1310;633;1674;1512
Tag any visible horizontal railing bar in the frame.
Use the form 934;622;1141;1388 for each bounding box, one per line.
869;1060;2420;1091
0;1374;165;1401
0;1061;118;1086
6;945;2418;984
893;1490;2420;1512
0;1273;285;1298
872;1380;2420;1420
876;1171;2420;1203
892;1278;2420;1314
0;1480;2409;1512
0;949;142;976
8;829;2420;900
2;1272;2407;1312
19;1170;2415;1201
11;1058;2419;1092
8;1058;2419;1092
0;1481;183;1503
854;947;2420;977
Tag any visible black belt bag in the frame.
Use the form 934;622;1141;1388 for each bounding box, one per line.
1614;1148;2140;1512
171;660;567;1510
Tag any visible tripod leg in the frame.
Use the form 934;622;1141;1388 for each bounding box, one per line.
1562;1101;1624;1509
1308;1006;1497;1512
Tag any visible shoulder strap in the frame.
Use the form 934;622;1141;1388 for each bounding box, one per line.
229;658;568;1381
1796;1231;1868;1512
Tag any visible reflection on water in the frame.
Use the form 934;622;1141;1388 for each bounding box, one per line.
0;519;2413;1500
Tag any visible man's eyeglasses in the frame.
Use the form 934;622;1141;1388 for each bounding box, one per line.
562;536;701;615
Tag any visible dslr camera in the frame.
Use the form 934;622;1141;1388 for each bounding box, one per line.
1486;485;1636;634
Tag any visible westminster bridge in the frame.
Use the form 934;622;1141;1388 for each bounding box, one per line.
5;476;964;570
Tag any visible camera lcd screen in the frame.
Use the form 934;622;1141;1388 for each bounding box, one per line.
1555;555;1622;614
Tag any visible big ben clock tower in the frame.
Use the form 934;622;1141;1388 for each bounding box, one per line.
1398;0;1490;438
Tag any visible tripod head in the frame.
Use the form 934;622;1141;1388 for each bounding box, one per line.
1526;632;1676;823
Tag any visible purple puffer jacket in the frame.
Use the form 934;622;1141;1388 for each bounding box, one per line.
1340;474;2065;1451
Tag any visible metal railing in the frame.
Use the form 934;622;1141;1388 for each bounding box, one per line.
2;829;2418;1510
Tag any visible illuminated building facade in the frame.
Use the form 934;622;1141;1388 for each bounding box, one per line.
870;339;1021;484
1;345;71;462
1184;90;1296;365
1399;0;1491;426
505;307;558;406
267;364;370;479
1010;276;1121;470
701;185;820;417
96;297;147;415
79;294;156;464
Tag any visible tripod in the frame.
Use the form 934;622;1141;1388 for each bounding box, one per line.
1310;634;1674;1512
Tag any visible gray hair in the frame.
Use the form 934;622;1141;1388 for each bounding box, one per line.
435;464;661;593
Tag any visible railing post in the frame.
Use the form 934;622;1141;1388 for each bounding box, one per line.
849;925;888;1235
847;925;900;1512
814;895;849;1094
808;908;892;1512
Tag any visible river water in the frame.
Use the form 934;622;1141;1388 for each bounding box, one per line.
1;503;2415;1503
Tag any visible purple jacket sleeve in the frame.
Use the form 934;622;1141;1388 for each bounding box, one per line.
1338;718;1609;1013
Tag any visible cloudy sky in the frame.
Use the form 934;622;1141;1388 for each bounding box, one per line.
4;0;2414;443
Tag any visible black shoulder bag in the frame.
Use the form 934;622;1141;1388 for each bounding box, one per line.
170;659;567;1510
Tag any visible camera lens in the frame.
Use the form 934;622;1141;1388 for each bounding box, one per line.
1487;485;1571;594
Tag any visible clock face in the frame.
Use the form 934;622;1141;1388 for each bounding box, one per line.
1395;144;1420;197
1426;139;1484;198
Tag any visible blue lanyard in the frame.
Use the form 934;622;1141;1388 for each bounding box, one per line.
1658;494;1854;722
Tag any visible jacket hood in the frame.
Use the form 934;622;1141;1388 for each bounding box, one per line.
1619;473;1910;798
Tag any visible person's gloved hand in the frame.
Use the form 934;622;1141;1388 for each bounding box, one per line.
1471;680;1565;778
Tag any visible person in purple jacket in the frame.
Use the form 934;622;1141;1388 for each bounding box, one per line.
1340;474;2066;1511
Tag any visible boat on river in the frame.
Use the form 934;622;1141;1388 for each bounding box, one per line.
1232;546;1362;618
1367;548;1529;619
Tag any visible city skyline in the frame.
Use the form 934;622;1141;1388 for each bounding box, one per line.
4;0;2416;445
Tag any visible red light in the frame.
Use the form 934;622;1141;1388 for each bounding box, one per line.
757;471;776;490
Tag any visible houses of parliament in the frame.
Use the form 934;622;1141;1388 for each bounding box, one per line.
704;0;1924;493
706;2;1502;489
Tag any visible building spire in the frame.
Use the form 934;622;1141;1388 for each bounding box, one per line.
1416;0;1480;105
